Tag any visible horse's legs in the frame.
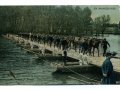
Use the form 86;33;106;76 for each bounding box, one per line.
79;46;81;53
97;47;99;57
93;47;95;57
86;49;88;55
75;44;77;52
88;47;92;56
81;48;83;53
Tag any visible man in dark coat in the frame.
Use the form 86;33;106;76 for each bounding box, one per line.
62;47;67;66
101;52;116;84
61;37;67;49
81;39;88;55
102;38;110;56
49;36;53;47
56;36;60;47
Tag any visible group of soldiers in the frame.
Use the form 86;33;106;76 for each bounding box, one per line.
18;33;81;51
18;33;117;84
18;33;110;57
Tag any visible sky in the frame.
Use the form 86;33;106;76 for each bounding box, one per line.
81;5;120;23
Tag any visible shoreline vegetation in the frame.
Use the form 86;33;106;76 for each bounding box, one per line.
0;6;119;36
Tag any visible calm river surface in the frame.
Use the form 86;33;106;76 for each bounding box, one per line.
0;34;120;85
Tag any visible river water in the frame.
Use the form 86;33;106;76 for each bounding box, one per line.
0;34;120;85
96;34;120;57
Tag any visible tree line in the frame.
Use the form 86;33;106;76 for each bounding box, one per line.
0;6;112;36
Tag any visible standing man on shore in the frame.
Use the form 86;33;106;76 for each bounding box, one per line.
102;38;110;56
101;52;116;84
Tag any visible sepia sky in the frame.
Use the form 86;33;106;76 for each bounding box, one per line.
80;5;120;24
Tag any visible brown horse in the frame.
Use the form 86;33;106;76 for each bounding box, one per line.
66;37;71;50
87;38;103;57
87;38;93;56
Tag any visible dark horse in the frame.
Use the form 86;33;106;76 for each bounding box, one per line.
87;38;102;57
87;38;93;56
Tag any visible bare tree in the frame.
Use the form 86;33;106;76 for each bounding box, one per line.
93;15;111;37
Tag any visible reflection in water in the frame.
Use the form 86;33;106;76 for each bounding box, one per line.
0;35;120;85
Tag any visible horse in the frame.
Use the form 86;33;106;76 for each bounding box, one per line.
87;38;93;56
66;37;71;50
73;39;79;52
87;38;103;57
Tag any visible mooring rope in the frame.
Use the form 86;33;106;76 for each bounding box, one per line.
41;54;100;83
15;37;101;84
41;50;120;84
68;76;99;84
8;35;120;84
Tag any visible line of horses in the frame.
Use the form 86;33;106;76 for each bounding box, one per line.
70;37;104;57
18;33;104;57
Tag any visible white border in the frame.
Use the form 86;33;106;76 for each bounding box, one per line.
0;0;120;90
1;85;120;90
0;0;120;5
